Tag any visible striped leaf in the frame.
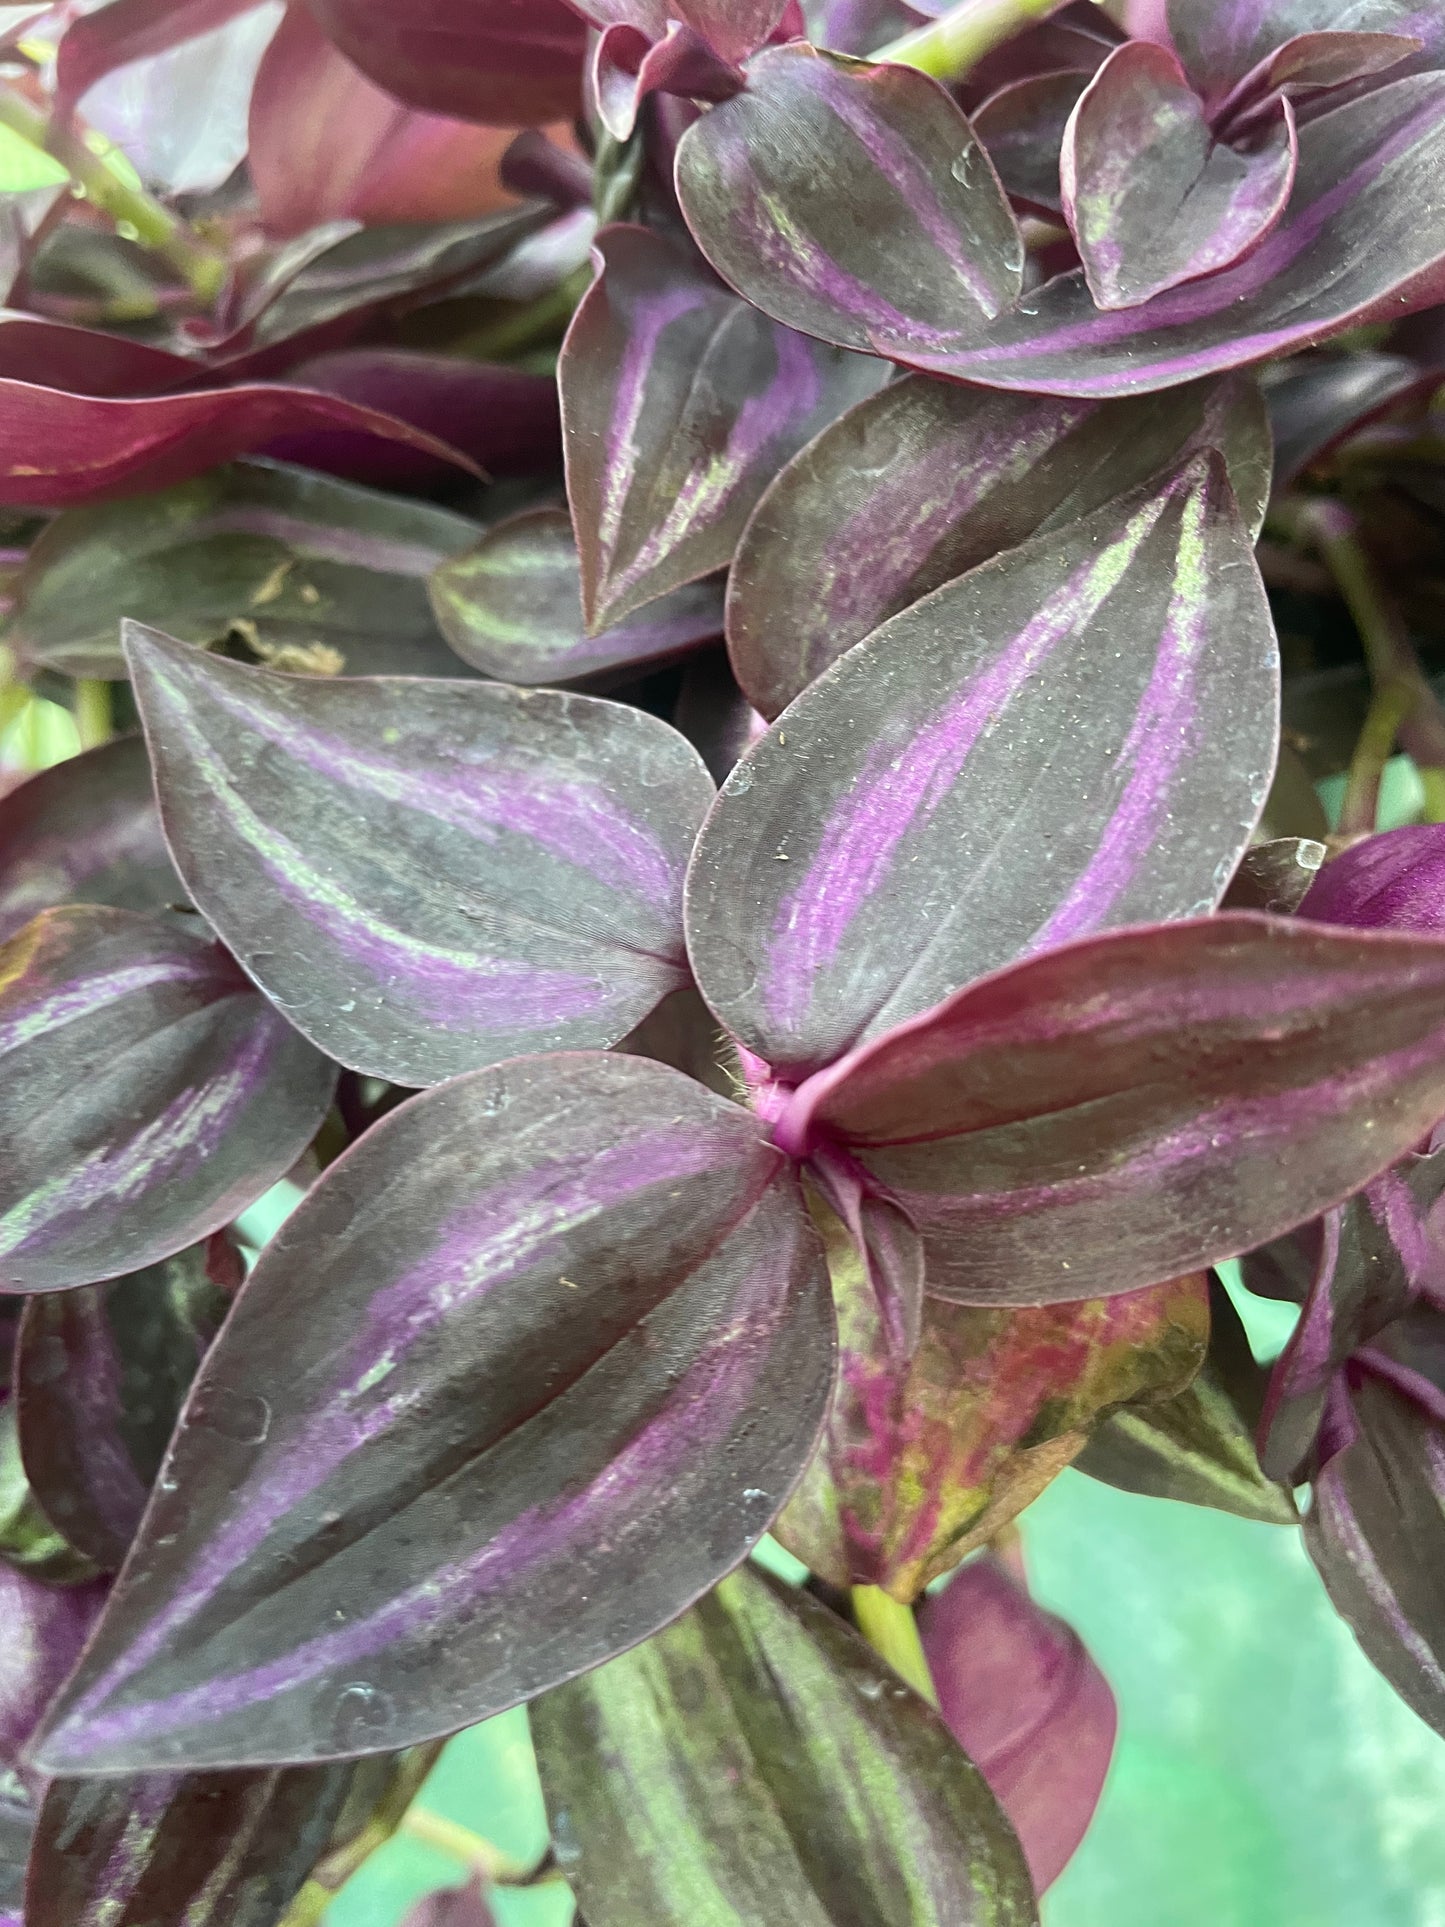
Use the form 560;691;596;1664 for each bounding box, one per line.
1255;1145;1445;1479
727;371;1271;718
126;624;715;1086
1302;821;1445;933
1305;1373;1445;1739
15;1239;232;1570
1060;43;1297;311
0;905;334;1294
775;915;1445;1307
3;461;480;682
674;45;1024;358
776;1206;1207;1598
531;1563;1038;1927
26;1760;373;1927
31;1054;833;1772
688;72;1445;397
688;454;1278;1076
0;737;179;947
560;223;883;631
430;505;723;685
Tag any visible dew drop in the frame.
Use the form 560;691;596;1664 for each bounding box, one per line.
551;1806;582;1868
950;142;977;186
855;1676;886;1701
724;763;754;796
328;1681;397;1748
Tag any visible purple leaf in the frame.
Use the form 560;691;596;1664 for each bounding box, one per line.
1257;1145;1445;1478
0;737;180;946
776;1206;1207;1596
1304;1372;1445;1737
15;1239;230;1570
205;207;546;380
1267;350;1420;485
0;1564;108;1768
3;460;481;682
0;904;336;1293
54;0;263;119
30;1053;833;1771
248;3;524;235
0;315;195;399
1217;28;1425;132
592;22;745;145
1168;0;1443;115
125;624;715;1086
430;506;724;685
974;70;1091;213
889;75;1445;395
918;1554;1115;1893
572;0;789;65
271;351;561;487
560;223;883;631
689;454;1278;1075
776;914;1445;1306
530;1562;1038;1926
726;370;1271;718
0;377;479;510
1060;43;1297;310
1302;822;1445;933
674;44;1025;357
302;0;588;126
403;1879;498;1927
25;1758;372;1927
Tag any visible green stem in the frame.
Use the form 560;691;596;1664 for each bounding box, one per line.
876;0;1067;81
851;1586;938;1707
1338;679;1413;836
73;678;110;751
399;1809;533;1883
0;85;226;303
1282;496;1445;822
453;266;591;363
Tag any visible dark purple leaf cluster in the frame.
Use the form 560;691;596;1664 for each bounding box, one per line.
0;0;1443;1917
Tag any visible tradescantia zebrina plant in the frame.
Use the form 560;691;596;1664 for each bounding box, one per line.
6;0;1445;1917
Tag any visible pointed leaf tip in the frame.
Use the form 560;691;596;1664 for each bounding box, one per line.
692;453;1278;1074
32;1053;832;1773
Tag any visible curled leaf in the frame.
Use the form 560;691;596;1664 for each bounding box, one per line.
918;1555;1116;1893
